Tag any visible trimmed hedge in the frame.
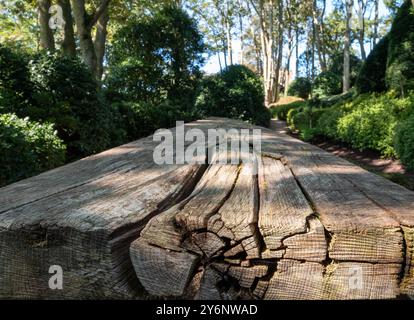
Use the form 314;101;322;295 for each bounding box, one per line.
270;101;306;121
0;113;66;186
288;93;414;169
395;113;414;170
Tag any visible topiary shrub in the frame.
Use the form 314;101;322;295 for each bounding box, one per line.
394;113;414;170
194;65;271;126
356;36;389;94
270;101;306;121
287;77;312;100
386;0;414;95
0;113;66;186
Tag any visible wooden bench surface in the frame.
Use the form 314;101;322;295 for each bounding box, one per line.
0;118;413;299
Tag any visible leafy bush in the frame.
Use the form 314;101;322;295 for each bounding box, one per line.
386;0;414;95
270;101;306;121
356;36;389;94
0;113;66;186
0;44;33;113
395;113;414;170
194;65;271;126
27;52;117;158
318;91;355;108
287;77;312;100
316;93;414;157
114;100;196;141
288;107;326;141
313;71;343;97
106;4;204;109
335;97;398;156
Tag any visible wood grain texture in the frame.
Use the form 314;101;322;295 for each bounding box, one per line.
1;118;413;299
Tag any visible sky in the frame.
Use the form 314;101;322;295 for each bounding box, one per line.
201;0;391;75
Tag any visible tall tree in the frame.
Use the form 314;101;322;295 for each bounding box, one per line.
356;0;368;60
57;0;76;56
70;0;111;79
343;0;353;92
38;0;55;50
249;0;285;106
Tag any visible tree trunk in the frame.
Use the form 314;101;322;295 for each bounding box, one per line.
58;0;76;56
373;0;379;46
343;0;353;93
38;0;55;50
295;28;299;78
284;26;294;96
226;19;233;65
70;0;110;78
222;37;228;68
94;7;109;80
313;0;327;72
357;0;366;60
274;0;284;102
71;0;97;75
238;6;244;65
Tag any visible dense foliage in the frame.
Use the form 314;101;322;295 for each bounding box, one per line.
313;54;361;97
106;5;204;109
194;65;271;126
0;44;33;112
287;77;312;100
394;113;414;170
0;113;65;186
270;101;306;121
287;93;414;169
385;0;414;95
355;36;389;94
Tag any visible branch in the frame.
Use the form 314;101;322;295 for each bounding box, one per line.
88;0;111;29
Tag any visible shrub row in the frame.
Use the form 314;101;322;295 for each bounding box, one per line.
270;101;306;121
0;114;66;187
286;93;414;170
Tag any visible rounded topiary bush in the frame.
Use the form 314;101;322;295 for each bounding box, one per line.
0;113;66;186
194;65;271;126
287;77;312;100
394;113;414;171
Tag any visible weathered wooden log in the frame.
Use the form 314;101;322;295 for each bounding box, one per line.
1;118;413;299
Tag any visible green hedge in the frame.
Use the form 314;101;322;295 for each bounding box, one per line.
0;113;66;186
288;93;414;169
270;101;306;121
395;113;414;170
287;107;326;141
